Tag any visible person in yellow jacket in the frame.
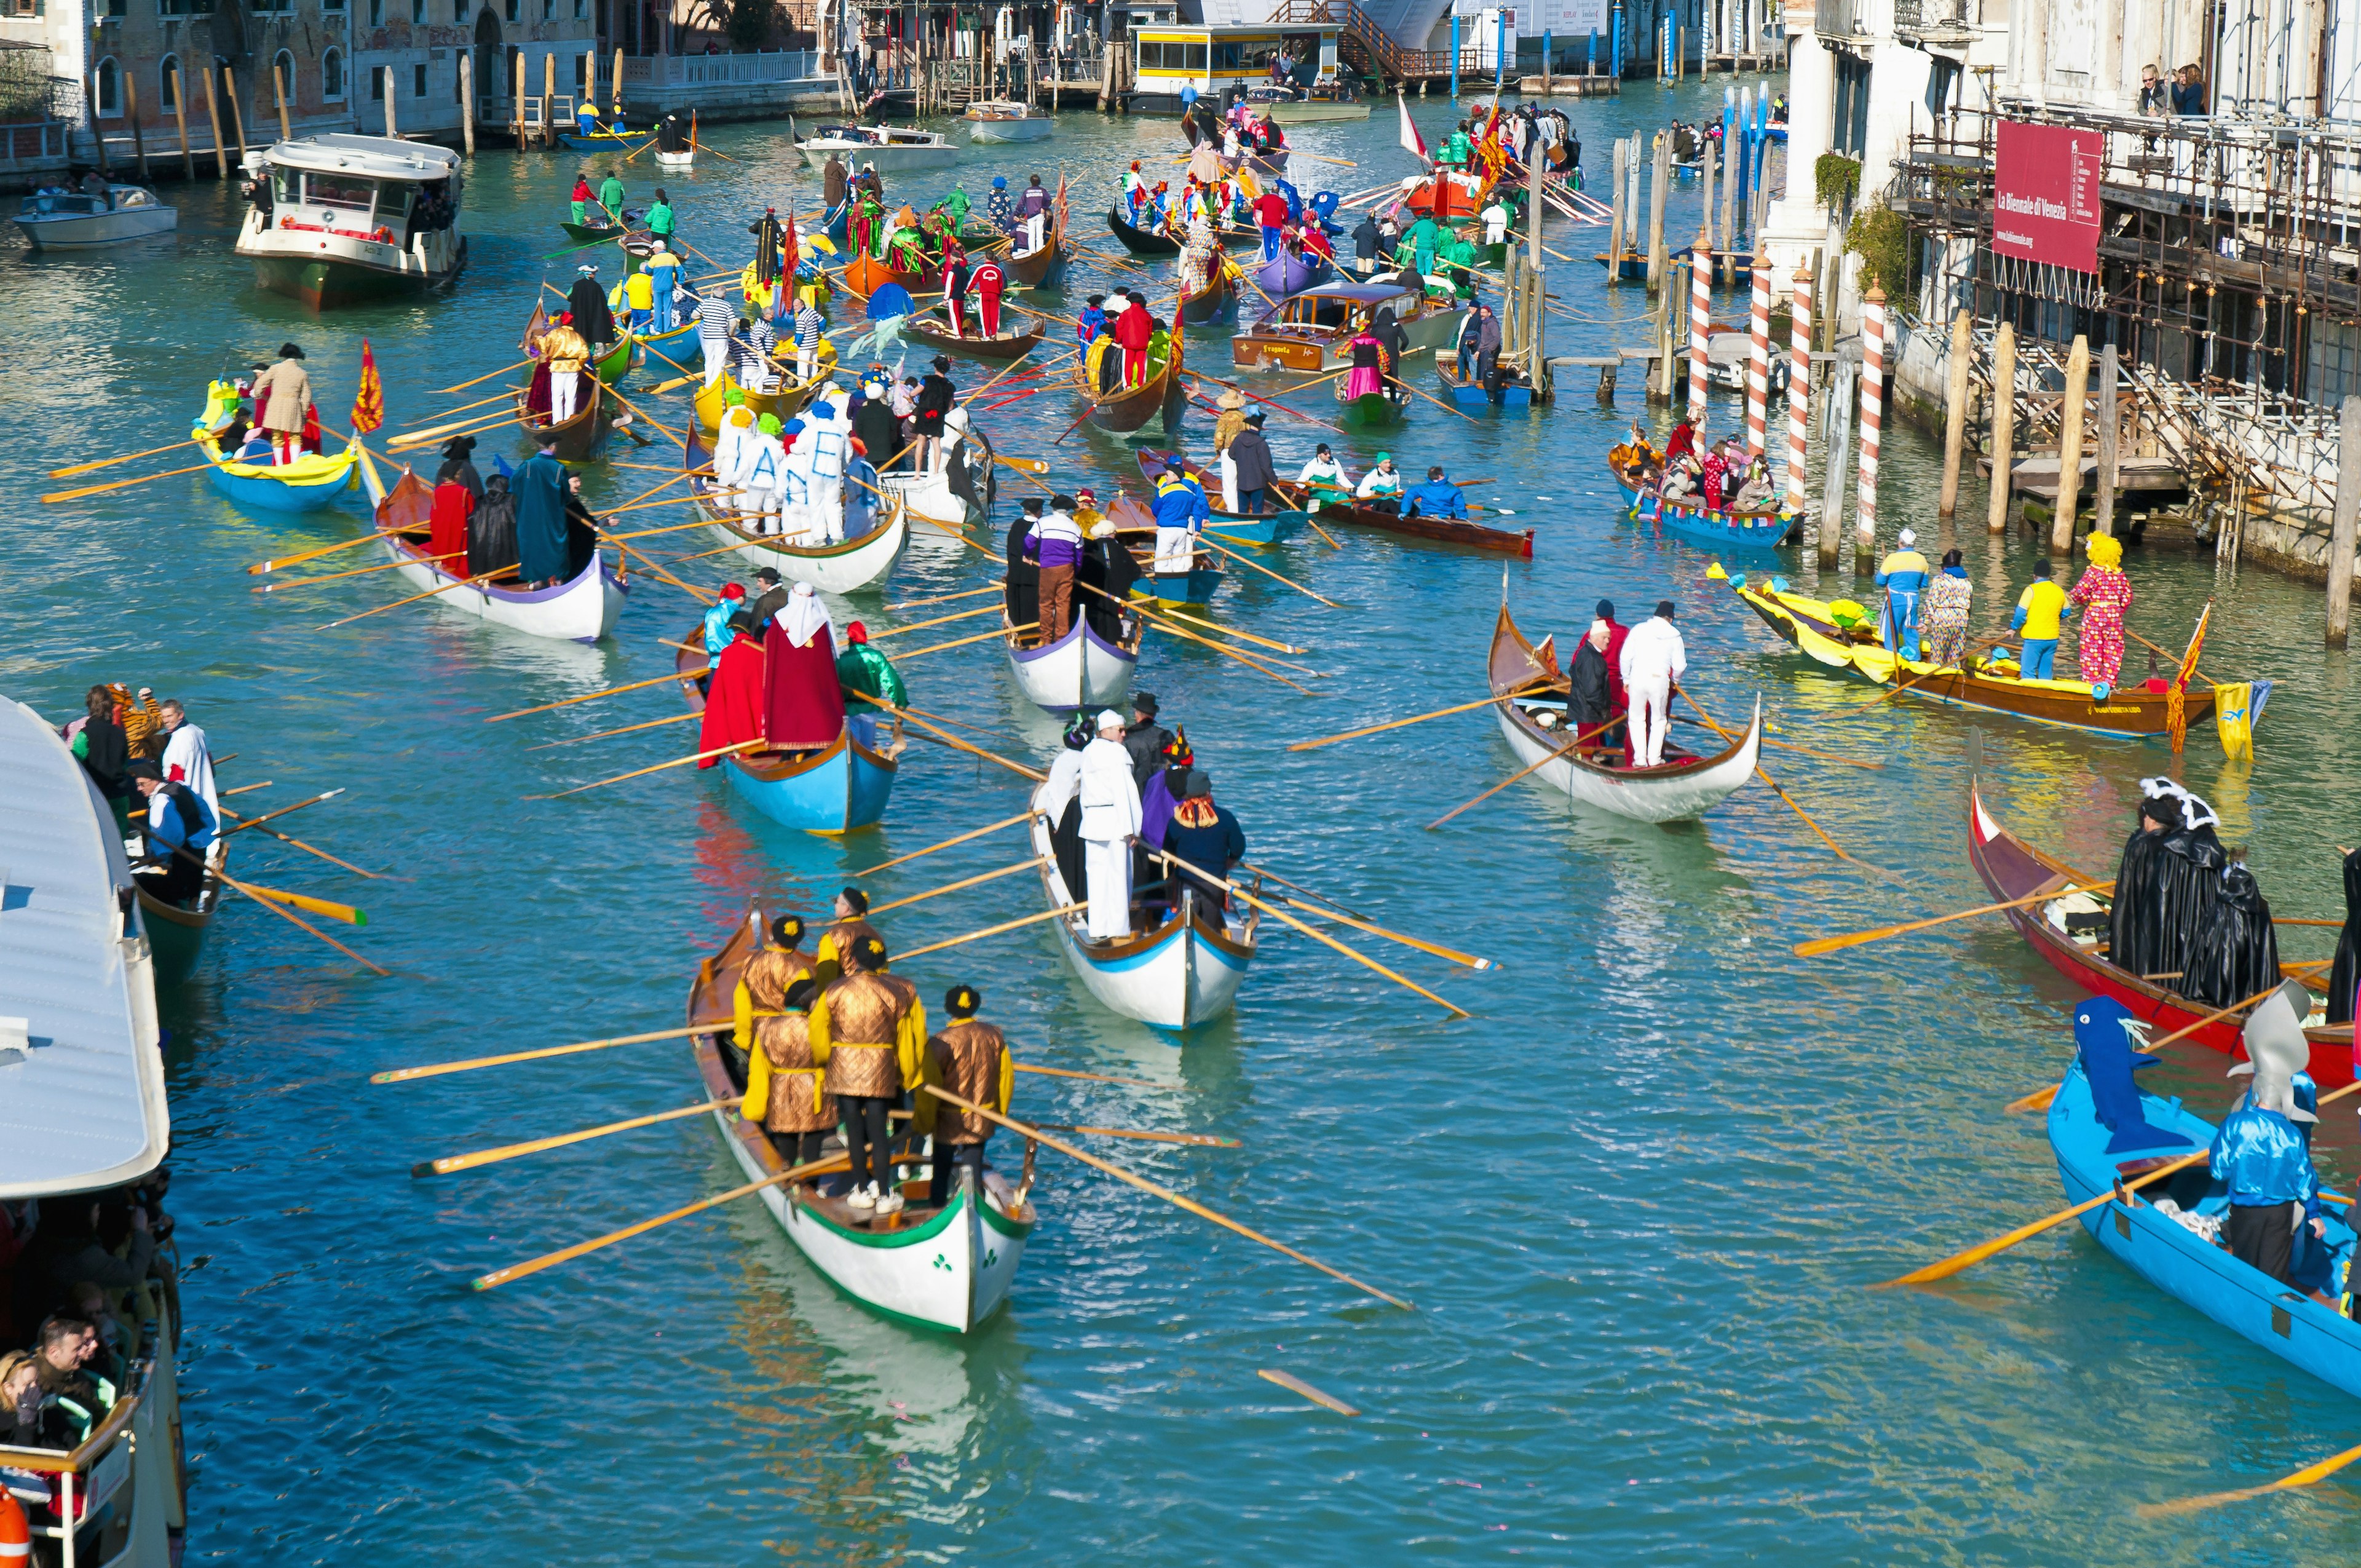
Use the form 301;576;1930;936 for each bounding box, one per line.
731;914;817;1047
540;316;590;424
812;886;880;970
740;975;835;1169
2009;556;2073;680
914;985;1014;1209
809;933;925;1215
609;267;655;332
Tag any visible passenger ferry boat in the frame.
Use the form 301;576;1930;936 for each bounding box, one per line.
235;134;467;310
1121;21;1347;114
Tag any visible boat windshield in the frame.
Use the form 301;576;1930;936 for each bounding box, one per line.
20;194;105;215
1282;295;1355;330
303;173;379;215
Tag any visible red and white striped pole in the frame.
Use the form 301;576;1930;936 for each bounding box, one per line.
1744;246;1771;460
1785;265;1813;513
1856;282;1886;561
1688;236;1712;426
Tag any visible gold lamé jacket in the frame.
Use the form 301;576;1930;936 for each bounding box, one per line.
917;1021;1013;1146
812;970;925;1100
745;1012;834;1134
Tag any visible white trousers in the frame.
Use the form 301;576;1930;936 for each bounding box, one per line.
1218;451;1239;512
702;338;727;388
1025;212;1046;251
1083;836;1132;939
1153;526;1195;573
740;355;777;392
1627;675;1671;767
796;346;818;382
549;370;580;422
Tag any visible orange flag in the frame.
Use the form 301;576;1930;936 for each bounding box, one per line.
350;339;385;434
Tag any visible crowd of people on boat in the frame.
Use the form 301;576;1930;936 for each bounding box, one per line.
0;1175;179;1454
421;432;601;589
207;343;323;467
1003;489;1145;646
60;685;221;908
1870;528;2139;687
695;576;909;765
1621;418;1779;513
1077;290;1175;393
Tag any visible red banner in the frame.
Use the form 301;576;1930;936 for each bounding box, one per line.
1992;120;2103;274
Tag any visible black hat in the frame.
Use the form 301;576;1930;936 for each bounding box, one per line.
1050;493;1075;510
441;435;477;459
770;914;805;947
1596;599;1616;620
126;758;163;782
838;885;869;915
1021;497;1043;515
1132;692;1158;716
753;566;781;584
1655;600;1676;619
852;933;889;969
277;342;304;359
1183;769;1211;799
946;984;981;1016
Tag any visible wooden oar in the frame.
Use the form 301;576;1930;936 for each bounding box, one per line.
471;1151;853;1290
885;584;1004;612
403;385;526;424
526;711;700;750
1797;881;2116;959
386;408;525;450
374;1021;733;1083
1012;1062;1177;1088
48;434;204;480
1382;370;1481;426
238;881;366;926
220;780;273;797
1080;585;1311;694
896;904;1086;961
2137;1440;2361;1517
489;670;702;723
1134;842;1468;1019
865;602;1005;639
1259;1368;1359;1416
1191;534;1341;608
217;810;384;880
318;566;520;628
868;700;1046;782
531;738;764;800
250;531;398;576
1862;632;2014;707
1267;481;1345;548
216;868;389;975
42;461;214;504
1666;715;1883;769
1289;686;1550;750
434;355;536;395
1031;1123;1241;1147
864;858;1043;917
1678;688;1875;871
1275;895;1497;971
1426;717;1616;828
925;1083;1414;1310
1157;609;1311;657
1894;1073;2361;1285
416;1096;739;1176
258;548;464;592
857;812;1035;877
2006;981;2296;1114
219;789;343;837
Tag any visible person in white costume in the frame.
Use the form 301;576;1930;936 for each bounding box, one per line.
1076;710;1142;940
1618;600;1688;768
157;700;216;815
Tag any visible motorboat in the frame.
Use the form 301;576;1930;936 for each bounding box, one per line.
963;100;1054;142
236;134;466;309
796;122;959;173
13;183;176;248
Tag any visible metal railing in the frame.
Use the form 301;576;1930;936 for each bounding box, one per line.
0;118;70;168
620;49;826;87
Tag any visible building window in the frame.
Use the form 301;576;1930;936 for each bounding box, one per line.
371;63;387;98
573;52;585;87
159;53;179;111
1831;52;1871;158
271;49;296;105
414;61;428;95
541;0;552;19
505;0;517;20
572;0;582;17
412;0;424;18
93;56;119;117
370;0;382;20
323;46;345;98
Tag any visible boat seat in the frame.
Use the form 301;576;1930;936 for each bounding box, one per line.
2043;890;2108;945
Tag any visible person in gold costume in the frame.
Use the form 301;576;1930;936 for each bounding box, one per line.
810;934;927;1215
916;985;1013;1209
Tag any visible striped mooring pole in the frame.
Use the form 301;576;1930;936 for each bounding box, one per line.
1856;282;1887;565
1744;247;1772;459
1785;265;1813;513
1688;236;1713;425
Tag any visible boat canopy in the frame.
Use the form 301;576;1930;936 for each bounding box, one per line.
0;699;167;1200
262;133;462;183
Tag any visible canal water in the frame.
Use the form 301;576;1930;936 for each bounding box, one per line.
9;77;2361;1565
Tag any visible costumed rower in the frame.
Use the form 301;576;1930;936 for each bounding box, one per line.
1077;709;1143;940
702;581;747;655
513;434;572;588
1160;769;1244;913
2067;531;2135;688
2106;786;2184;983
741;973;836;1166
1075;497;1142;641
129;762;218;908
834;620;906;749
810;933;927;1214
427;435;481;572
697;611;767;766
2330;845;2361;1029
2071;996;2189;1154
814;886;880;970
1150;462;1209;575
1037;714;1093;909
567;264;615;349
1005;497;1043;633
915;984;1014;1209
1873;528;1930;662
1028;494;1084;641
2180;862;2281;1008
2009;558;2071;680
762;583;845;751
2145;777;2229;986
1121;691;1175;784
156;699;216;814
2209;981;2324;1287
1618;600;1685;769
540;313;591;424
469;472;520;577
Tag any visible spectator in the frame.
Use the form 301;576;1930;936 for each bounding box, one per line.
2170;63;2207;115
12;1195;154;1334
0;1349;68;1448
2137;62;2167;115
28;1317;103;1419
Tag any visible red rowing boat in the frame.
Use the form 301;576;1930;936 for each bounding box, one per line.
1966;778;2354;1084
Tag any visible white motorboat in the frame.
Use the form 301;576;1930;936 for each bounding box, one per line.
963;100;1054;142
13;184;176;249
235;133;467;309
796;122;960;173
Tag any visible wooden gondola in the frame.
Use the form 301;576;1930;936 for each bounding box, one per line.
559;219;626;245
687;909;1034;1330
138;837;226;983
1104;494;1222;606
1438;357;1536;410
673;630;900;833
515;366;612;462
1964;778;2348;1080
520;301;633;389
901;309;1045;362
1107;204;1183;256
1731;575;2220;739
689;344;842;437
358;457;625;641
1284;486;1533;557
681;430;907;596
1003;220;1067;288
843;247;936;297
1179;263;1235;325
1487;603;1760;823
1003;609;1141;711
1075;335;1184;434
1253;247;1331;298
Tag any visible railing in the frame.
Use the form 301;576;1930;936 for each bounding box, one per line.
1263;0;1449;81
0;1315;176;1568
621;49;826;87
0;119;71;168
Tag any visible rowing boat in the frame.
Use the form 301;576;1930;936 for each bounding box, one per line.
514;372;611;462
681;430;907;595
1105;204;1258;256
1075;336;1185;435
2047;1059;2361;1396
1003;220;1067;288
1254;247;1331;298
689;346;842;436
1438;357;1536;410
1179;263;1235;325
192;386;363;511
844;247;938;296
1337;381;1410;426
362;459;624;642
1003;604;1141;711
673;631;901;833
901;312;1045;362
1101;496;1223;608
521;301;635;388
1964;778;2351;1081
1733;577;2218;739
138;837;226;984
1608;443;1797;547
877;417;996;552
688;910;1034;1331
1288;489;1533;556
1487;603;1760;823
1136;450;1304;547
1027;782;1260;1032
558;219;625;245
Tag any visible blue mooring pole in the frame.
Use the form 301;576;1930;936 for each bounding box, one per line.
1450;12;1460;100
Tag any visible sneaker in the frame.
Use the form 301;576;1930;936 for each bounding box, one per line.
845;1183;876;1211
874;1190;905;1216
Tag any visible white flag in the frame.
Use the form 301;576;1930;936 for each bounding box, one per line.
1396;90;1429;163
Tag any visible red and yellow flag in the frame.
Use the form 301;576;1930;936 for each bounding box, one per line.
350;339;385;434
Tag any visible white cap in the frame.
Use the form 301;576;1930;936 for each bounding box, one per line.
1897;528;1917;546
1096;709;1126;730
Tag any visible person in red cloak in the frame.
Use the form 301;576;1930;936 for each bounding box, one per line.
1663;416;1696;467
698;611;769;767
426;435;480;572
1113;291;1153;386
762;582;846;752
1592;598;1633;763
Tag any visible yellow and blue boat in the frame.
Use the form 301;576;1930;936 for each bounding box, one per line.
192;383;362;513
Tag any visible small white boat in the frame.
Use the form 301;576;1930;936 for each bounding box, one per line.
690;913;1035;1332
1004;614;1139;711
683;432;908;594
963;100;1054;143
655;148;697;170
797;122;960;172
877;413;995;550
1029;784;1259;1032
13;184;176;249
365;462;624;642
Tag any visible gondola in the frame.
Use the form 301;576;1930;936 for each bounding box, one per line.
360;458;624;642
1109;204;1184;256
1028;780;1260;1032
681;430;907;596
559;218;627;245
877;414;996;550
689;344;840;437
1003;609;1141;711
515;366;612;462
1003;220;1067;288
1608;442;1797;548
1075;334;1185;434
1136;451;1303;547
687;908;1034;1330
2045;1059;2361;1396
1179;263;1235;325
1731;575;2220;740
190;381;365;512
1285;488;1533;557
902;310;1045;362
1486;603;1761;823
138;837;226;983
1254;247;1330;298
843;247;936;296
673;629;901;833
1438;358;1535;410
1964;779;2348;1080
556;128;652;154
521;302;636;389
1104;494;1222;606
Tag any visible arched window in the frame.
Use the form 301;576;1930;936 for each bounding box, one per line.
270;48;296;111
322;47;345;100
159;54;180;114
94;57;121;119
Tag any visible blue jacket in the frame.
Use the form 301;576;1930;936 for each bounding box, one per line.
2210;1103;2320;1208
1153;472;1210;529
702;600;739;654
1404;478;1466;519
148;782;218;855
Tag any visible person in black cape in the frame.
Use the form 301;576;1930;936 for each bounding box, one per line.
1077;512;1141;643
435;434;484;499
1003;498;1041;633
566;265;615;349
563;473;602;581
1568;621;1615;740
2180;863;2280;1007
658;112;690;153
2330;846;2361;1027
467;472;520;577
851;386;901;473
751;208;785;287
1048;713;1090;900
1372;303;1409;363
2107;790;2183;982
2151;784;2229;982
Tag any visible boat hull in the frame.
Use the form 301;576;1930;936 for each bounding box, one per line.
1339;390;1409;427
138;839;224;984
1202;509;1305;547
1305;495;1533;556
721;731;898;834
1614;469;1794;547
243;238;465;311
15;205;176;248
1262;100;1370;121
1004;617;1138;710
800;141;959;173
968;117;1053;141
197;432;363;513
376;533;624;643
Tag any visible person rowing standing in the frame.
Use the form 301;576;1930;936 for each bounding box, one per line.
915;984;1013;1209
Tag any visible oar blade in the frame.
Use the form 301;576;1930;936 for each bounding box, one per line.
2135;1441;2361;1516
1877;1194;2103;1288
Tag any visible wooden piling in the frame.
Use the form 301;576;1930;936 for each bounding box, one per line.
2094;342;2119;536
124;68;148;181
384;66;400;137
170;62;192;180
1645;133;1669;293
202;58;227;180
1938;309;1970;518
514;51;526;144
272;62;291;143
615;47;625;121
1605;137;1626;274
2051;334;2089;552
222;66;247;168
1856;283;1886;572
1819;360;1852;567
459;53;475;156
543;52;556;133
2330;395;2360;648
1987;322;2015;534
1718;139;1736;283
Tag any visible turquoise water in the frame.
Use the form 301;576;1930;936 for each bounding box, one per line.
11;79;2361;1564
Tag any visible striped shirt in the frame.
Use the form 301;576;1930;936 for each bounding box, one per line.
695;293;734;343
1025;508;1083;569
793;305;823;350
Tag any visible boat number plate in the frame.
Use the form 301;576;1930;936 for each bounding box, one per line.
2113;1208;2131;1239
2272;1306;2293;1337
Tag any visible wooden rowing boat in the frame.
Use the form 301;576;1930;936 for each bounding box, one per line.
1608;442;1796;547
689;344;842;436
843;247;937;296
1179;263;1235;325
1102;495;1223;607
1438;357;1536;410
191;384;363;512
673;628;901;833
1003;219;1067;288
901;311;1045;362
1254;247;1331;298
877;418;996;551
1075;335;1184;434
687;909;1035;1330
1135;450;1303;547
522;301;635;387
515;371;611;462
1964;778;2351;1081
1733;577;2218;738
681;430;906;595
1288;488;1533;557
1105;204;1257;256
1028;780;1260;1032
138;836;226;983
1487;603;1760;823
1003;611;1141;711
361;457;624;642
558;219;625;245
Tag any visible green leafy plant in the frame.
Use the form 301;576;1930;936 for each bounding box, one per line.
1815;153;1861;210
1846;202;1911;299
